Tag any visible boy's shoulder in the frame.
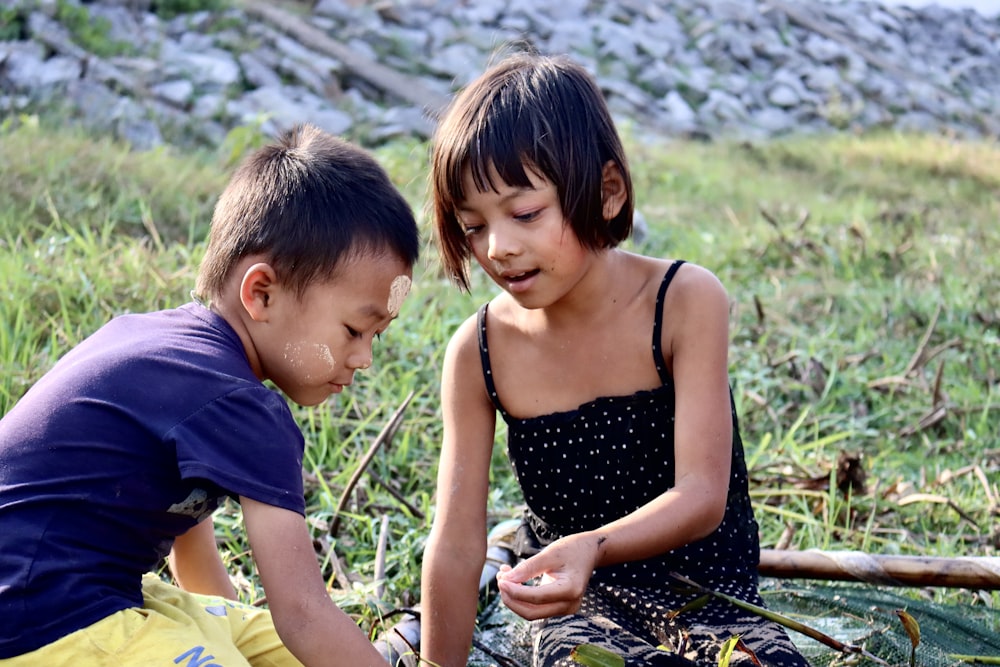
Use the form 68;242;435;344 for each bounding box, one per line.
48;302;252;390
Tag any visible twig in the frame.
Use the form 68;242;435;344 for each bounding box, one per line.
309;532;353;591
904;302;942;375
897;493;980;528
669;572;890;664
374;515;389;603
932;358;946;406
972;466;998;509
899;404;948;437
471;638;526;667
330;390;415;537
368;469;426;519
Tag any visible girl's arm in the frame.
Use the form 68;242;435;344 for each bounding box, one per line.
498;263;735;619
168;515;237;599
420;315;498;666
241;496;387;666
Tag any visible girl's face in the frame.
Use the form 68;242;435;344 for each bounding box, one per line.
456;165;593;309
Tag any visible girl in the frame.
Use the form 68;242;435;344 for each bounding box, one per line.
419;51;809;667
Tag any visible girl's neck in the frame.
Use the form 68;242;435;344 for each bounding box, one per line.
530;248;636;331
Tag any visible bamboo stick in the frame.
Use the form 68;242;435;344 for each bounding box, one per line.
239;0;449;117
759;549;1000;590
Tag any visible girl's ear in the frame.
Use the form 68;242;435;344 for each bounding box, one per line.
601;160;627;221
239;262;278;322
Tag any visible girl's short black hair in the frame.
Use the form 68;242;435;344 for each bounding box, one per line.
431;50;634;290
196;124;419;300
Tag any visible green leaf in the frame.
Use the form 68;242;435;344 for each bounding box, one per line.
570;644;626;667
718;636;741;667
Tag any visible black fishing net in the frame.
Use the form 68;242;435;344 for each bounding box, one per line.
378;522;1000;666
760;582;1000;667
463;580;1000;667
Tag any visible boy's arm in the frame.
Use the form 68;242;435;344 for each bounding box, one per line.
420;316;496;667
169;516;237;599
240;496;386;667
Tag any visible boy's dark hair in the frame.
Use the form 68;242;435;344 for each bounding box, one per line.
196;124;420;301
430;50;634;290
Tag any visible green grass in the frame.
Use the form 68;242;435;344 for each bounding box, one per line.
1;116;997;644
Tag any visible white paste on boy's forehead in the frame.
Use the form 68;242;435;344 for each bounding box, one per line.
387;275;411;316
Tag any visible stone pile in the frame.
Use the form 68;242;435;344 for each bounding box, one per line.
1;0;998;149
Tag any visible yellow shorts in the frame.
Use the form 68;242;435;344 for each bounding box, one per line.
2;574;303;667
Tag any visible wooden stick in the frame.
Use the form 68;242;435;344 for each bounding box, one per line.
239;0;449;117
759;549;1000;590
330;390;414;537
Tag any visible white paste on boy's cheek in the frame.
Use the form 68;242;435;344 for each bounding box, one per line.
387;275;411;316
284;342;336;378
312;343;335;370
284;342;305;368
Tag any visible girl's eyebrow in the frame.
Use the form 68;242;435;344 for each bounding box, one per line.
456;185;537;212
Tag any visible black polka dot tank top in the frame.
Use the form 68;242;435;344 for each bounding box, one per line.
477;260;761;587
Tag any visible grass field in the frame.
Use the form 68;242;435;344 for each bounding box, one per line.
1;115;997;651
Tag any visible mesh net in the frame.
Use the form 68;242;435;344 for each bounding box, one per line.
760;582;1000;667
465;578;1000;667
377;522;1000;666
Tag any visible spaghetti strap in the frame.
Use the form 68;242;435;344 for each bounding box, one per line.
652;260;686;385
476;303;509;418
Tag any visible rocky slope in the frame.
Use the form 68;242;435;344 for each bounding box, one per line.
1;0;998;149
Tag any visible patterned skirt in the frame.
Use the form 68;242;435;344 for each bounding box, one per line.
529;578;810;667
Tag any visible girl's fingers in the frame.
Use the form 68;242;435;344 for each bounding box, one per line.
497;556;546;584
498;582;579;620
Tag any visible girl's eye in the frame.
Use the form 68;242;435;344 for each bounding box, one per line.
462;225;483;236
346;326;361;338
514;210;540;223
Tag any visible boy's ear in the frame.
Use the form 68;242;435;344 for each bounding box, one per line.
240;262;278;322
601;160;627;221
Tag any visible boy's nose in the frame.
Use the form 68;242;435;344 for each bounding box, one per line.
348;344;373;371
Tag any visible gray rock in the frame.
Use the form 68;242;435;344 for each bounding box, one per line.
768;82;801;108
0;0;996;150
151;79;194;107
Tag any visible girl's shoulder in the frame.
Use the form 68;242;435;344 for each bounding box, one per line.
630;254;728;301
445;310;482;356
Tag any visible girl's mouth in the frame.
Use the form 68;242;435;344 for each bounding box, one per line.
500;268;540;294
503;269;539;283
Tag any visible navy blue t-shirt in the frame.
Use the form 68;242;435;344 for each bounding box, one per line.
0;302;306;658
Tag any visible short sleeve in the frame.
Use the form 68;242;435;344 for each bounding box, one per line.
167;386;306;515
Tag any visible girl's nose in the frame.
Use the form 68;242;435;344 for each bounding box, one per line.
487;228;518;261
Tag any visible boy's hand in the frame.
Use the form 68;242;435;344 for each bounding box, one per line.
495;532;601;620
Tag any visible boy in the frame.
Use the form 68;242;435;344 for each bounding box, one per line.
0;124;418;665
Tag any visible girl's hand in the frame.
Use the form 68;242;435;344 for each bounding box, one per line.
495;532;602;619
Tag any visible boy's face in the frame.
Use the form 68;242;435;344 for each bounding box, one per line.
253;252;412;406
